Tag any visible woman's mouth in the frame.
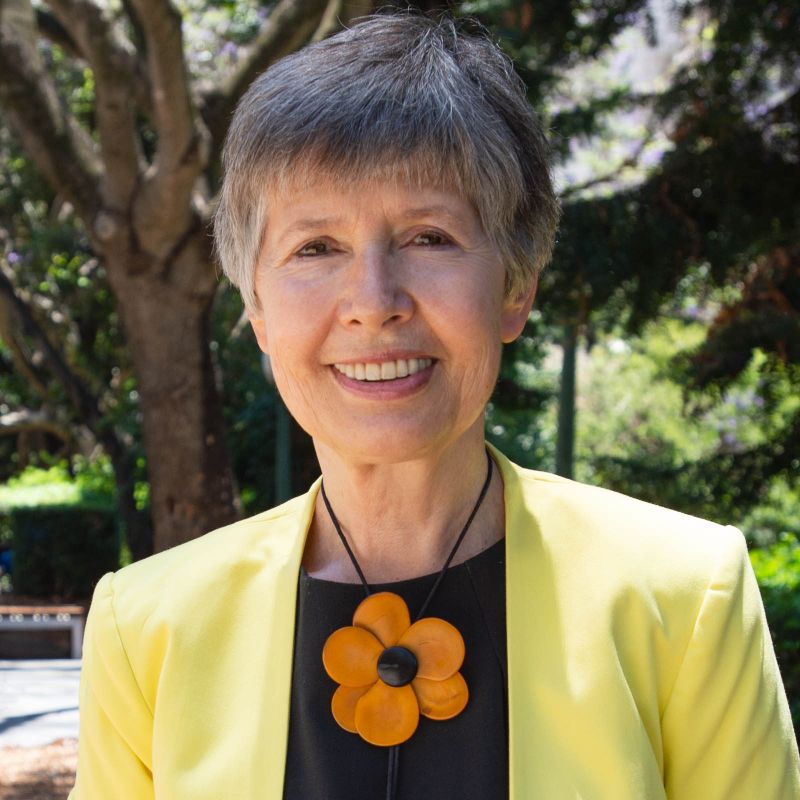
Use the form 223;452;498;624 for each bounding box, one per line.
333;358;434;382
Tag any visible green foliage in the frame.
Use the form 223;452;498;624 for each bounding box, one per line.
462;0;649;100
1;0;797;567
0;463;113;515
0;463;118;599
570;317;798;537
211;287;277;514
488;311;558;467
482;0;800;562
751;534;800;735
738;479;800;546
47;44;96;126
179;0;266;80
212;283;321;511
0;461;116;545
0;124;143;470
7;505;118;599
0;460;115;505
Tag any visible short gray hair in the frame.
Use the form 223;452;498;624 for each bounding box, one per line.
215;12;560;312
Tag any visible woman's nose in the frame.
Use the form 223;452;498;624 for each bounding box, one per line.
337;248;413;330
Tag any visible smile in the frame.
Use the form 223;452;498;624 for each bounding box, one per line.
333;358;434;381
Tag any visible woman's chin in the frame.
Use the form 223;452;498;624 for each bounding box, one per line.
313;414;485;468
323;432;443;466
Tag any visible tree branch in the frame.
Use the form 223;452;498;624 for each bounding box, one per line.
34;7;80;57
311;0;349;43
124;0;208;258
560;132;655;201
0;265;152;556
127;0;195;169
0;294;50;398
0;265;104;431
0;0;102;224
306;0;377;43
43;0;153;117
47;0;146;208
200;0;330;148
0;409;71;442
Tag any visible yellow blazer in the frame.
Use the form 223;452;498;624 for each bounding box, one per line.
70;450;799;798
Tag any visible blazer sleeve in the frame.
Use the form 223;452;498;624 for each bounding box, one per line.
69;572;155;800
661;527;800;799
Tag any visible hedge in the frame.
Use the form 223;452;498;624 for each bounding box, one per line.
0;479;118;600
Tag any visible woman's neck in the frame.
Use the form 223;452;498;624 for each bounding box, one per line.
304;431;505;583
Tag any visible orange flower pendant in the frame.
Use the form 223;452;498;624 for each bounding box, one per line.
322;591;469;747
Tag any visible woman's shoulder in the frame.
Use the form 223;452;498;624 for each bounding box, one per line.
498;451;747;592
96;485;316;631
77;489;317;743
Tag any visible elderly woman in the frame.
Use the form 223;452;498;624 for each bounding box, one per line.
70;13;798;800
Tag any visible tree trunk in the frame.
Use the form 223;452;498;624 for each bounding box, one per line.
107;232;239;552
102;436;153;561
556;325;577;479
0;0;340;553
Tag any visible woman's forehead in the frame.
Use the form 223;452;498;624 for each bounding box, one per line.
265;150;471;203
263;176;483;237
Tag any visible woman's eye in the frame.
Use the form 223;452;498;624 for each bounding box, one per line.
411;231;450;247
296;241;330;257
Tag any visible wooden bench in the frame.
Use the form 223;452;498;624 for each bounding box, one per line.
0;604;86;658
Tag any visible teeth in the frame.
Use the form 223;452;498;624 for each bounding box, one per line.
334;358;433;382
380;362;397;380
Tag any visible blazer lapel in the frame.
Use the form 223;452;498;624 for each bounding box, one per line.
490;446;541;800
259;478;320;798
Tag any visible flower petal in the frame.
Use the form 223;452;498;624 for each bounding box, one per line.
331;684;372;733
322;626;382;686
397;617;465;680
354;681;420;747
413;672;469;720
353;591;411;648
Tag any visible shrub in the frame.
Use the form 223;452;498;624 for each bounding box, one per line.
750;534;800;738
0;465;118;600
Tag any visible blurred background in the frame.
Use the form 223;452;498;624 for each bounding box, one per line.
0;0;797;787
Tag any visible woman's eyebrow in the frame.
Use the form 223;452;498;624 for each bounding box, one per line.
397;204;462;223
276;216;342;243
274;205;466;245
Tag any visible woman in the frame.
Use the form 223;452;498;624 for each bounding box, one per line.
70;13;799;799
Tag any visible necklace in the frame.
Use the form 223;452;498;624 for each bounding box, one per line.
320;450;494;800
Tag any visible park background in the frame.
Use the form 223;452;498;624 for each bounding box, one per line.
0;0;798;794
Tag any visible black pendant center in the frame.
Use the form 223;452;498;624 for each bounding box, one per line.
377;646;418;687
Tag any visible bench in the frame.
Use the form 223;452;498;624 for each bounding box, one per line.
0;604;86;658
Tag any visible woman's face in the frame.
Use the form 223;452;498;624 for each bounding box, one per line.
249;177;534;465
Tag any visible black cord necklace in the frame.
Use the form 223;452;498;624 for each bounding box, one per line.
320;449;494;800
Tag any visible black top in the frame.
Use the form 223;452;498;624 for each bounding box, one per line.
282;538;508;800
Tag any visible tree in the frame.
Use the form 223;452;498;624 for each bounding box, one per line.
2;0;795;555
0;0;356;552
478;0;799;501
0;119;154;557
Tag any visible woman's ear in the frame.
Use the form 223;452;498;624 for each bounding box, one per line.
248;314;269;354
500;276;538;343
